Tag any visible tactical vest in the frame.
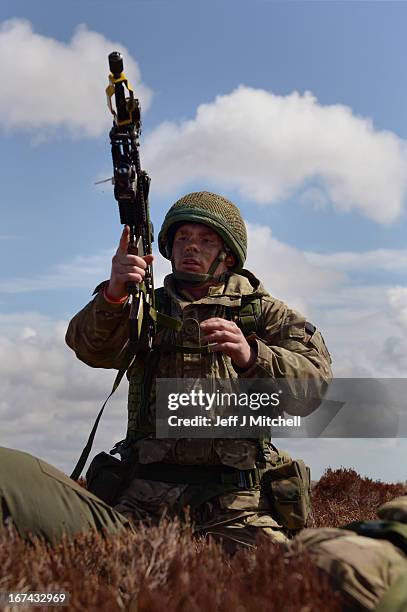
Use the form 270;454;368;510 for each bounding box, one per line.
154;286;262;336
125;286;263;441
71;281;264;480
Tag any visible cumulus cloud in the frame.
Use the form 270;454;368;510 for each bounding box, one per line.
379;337;407;373
246;223;344;314
305;248;407;272
306;281;407;378
245;228;407;378
243;227;404;378
144;86;407;224
0;312;128;473
0;19;152;138
374;287;407;375
388;286;407;332
309;284;399;377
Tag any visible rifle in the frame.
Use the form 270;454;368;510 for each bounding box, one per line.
70;53;179;479
106;51;155;351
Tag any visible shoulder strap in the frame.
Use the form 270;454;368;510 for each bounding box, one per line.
70;346;136;480
154;286;166;313
152;286;182;332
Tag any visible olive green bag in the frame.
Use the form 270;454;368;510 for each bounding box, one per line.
262;457;311;531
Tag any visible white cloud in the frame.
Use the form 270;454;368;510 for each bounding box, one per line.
243;225;406;376
0;19;152;138
305;249;407;272
246;223;344;314
379;337;407;373
0;312;128;473
300;283;401;377
144;86;407;224
388;286;407;332
375;287;407;375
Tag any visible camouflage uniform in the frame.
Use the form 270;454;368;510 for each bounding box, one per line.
1;448;406;610
66;268;332;549
289;496;407;611
0;447;131;543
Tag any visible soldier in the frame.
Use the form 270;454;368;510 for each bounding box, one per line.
0;446;131;543
289;495;407;611
66;191;332;550
1;446;405;610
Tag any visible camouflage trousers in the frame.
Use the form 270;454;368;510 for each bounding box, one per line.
114;476;289;552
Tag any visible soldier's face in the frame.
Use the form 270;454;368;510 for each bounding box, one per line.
172;223;234;275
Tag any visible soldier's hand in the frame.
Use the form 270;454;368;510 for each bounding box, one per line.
107;226;154;301
200;318;256;370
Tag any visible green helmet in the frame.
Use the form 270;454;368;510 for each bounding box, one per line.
158;191;247;270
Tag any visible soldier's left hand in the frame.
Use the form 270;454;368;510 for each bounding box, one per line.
200;318;256;370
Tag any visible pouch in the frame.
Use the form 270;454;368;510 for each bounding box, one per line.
85;452;134;506
261;458;311;531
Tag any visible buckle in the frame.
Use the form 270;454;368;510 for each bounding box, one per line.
109;438;131;460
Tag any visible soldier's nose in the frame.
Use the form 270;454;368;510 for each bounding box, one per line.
185;243;199;253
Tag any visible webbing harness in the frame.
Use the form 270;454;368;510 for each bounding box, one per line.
70;285;263;480
154;285;262;345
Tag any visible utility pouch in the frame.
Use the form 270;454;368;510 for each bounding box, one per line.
85;452;134;506
261;458;311;531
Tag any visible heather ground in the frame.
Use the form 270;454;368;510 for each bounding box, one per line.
0;468;406;612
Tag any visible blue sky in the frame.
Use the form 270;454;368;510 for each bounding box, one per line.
1;1;407;482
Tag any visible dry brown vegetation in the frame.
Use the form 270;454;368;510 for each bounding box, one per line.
312;466;406;527
1;468;406;612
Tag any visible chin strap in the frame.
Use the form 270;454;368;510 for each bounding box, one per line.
172;249;227;286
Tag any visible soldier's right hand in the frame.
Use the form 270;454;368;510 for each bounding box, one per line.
107;226;154;301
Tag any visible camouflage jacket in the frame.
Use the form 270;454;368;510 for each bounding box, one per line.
66;270;332;470
292;495;407;611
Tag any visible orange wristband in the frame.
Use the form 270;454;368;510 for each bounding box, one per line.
103;285;129;304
